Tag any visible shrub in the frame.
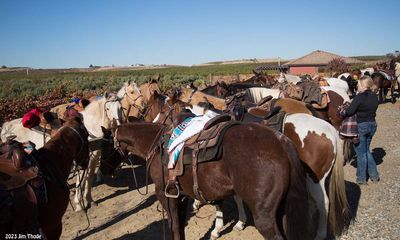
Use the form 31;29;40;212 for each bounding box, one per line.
325;58;349;73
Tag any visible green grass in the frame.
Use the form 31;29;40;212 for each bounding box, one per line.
0;62;281;100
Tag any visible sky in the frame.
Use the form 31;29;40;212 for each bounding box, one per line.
1;0;399;68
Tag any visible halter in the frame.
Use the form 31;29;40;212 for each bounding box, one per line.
121;89;145;122
105;98;122;125
187;88;197;104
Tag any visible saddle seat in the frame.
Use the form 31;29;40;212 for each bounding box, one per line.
311;90;329;109
0;142;39;191
246;106;286;132
165;115;239;199
0;141;42;233
166;114;239;176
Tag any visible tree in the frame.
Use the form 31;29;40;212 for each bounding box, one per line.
1;65;6;69
325;58;349;74
89;64;94;68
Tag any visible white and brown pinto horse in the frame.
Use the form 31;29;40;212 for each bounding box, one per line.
283;113;349;239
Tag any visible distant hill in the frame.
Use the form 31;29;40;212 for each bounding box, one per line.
197;58;288;66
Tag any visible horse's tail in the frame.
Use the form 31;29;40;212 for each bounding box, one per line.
277;132;312;240
343;140;352;164
328;137;350;236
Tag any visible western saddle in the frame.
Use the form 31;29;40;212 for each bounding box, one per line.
164;114;238;201
0;140;44;233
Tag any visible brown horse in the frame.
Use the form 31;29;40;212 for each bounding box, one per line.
170;87;227;115
371;72;396;103
243;70;277;87
228;100;349;239
37;117;90;239
0;117;89;239
114;122;311;240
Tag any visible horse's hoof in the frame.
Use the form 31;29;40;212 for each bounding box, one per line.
86;201;97;210
210;231;220;240
74;205;84;212
233;221;245;231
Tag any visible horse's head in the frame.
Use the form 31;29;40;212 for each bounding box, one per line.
104;92;123;126
99;126;124;177
143;91;168;122
63;117;90;169
351;69;362;80
215;81;229;97
140;76;162;103
118;81;146;120
249;70;276;87
225;91;255;121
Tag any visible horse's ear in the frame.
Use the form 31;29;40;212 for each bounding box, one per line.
190;82;197;91
101;126;107;134
252;69;259;75
219;81;228;89
103;91;109;98
157;74;161;82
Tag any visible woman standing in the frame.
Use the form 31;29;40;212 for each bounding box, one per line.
345;76;380;185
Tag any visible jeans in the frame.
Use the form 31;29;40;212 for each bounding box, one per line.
354;121;379;183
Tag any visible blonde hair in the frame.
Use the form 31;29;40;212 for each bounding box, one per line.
358;76;374;90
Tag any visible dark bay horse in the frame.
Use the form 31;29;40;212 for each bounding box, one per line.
114;122;312;240
37;117;90;239
371;72;396;103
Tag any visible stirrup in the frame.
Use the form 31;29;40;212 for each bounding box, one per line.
165;181;180;198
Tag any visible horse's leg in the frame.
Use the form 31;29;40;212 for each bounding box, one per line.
379;88;384;103
154;185;183;240
211;203;224;240
307;176;329;240
241;177;285;240
83;150;101;209
73;169;85;212
391;84;396;103
233;195;247;231
384;87;389;102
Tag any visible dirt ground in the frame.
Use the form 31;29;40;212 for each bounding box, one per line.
61;102;400;240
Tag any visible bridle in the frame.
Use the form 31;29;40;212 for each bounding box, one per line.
112;123;166;196
120;87;146;122
105;98;122;125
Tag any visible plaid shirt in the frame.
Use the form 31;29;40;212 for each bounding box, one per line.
337;102;358;138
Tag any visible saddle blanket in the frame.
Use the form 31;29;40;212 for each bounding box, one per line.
247;87;280;103
167;110;219;169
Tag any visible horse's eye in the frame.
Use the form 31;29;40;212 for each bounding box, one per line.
131;91;134;94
